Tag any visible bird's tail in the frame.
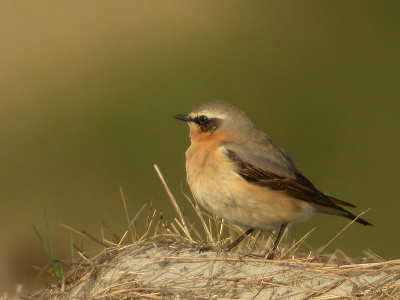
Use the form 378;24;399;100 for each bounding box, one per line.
325;195;373;226
340;209;373;226
315;203;373;226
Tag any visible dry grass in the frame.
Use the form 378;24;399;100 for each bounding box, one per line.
5;165;399;299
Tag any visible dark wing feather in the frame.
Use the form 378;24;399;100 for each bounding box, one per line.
295;170;356;208
226;149;353;208
225;148;372;226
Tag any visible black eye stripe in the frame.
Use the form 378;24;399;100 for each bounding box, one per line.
193;116;221;133
197;115;209;125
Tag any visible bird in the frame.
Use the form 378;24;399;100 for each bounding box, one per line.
173;101;372;259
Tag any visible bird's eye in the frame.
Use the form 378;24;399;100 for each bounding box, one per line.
197;115;209;125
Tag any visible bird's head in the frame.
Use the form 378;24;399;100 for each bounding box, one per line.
173;101;255;143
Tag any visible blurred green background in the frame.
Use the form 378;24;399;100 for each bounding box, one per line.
1;1;399;293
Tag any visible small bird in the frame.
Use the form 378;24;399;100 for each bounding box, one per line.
173;101;372;259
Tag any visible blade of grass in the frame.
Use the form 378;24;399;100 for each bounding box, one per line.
32;222;63;280
60;224;108;247
145;199;154;231
312;209;370;260
138;209;157;243
120;187;135;244
43;212;57;263
118;203;148;246
154;164;191;239
70;232;74;261
278;227;315;260
102;221;120;244
154;213;163;237
181;190;213;243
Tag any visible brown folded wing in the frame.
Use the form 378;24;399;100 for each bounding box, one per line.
226;149;356;209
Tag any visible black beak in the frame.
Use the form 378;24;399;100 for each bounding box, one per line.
172;114;192;122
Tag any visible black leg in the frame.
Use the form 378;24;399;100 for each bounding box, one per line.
226;228;255;251
266;224;287;260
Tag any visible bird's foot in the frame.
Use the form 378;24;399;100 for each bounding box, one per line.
198;246;213;253
266;251;276;260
